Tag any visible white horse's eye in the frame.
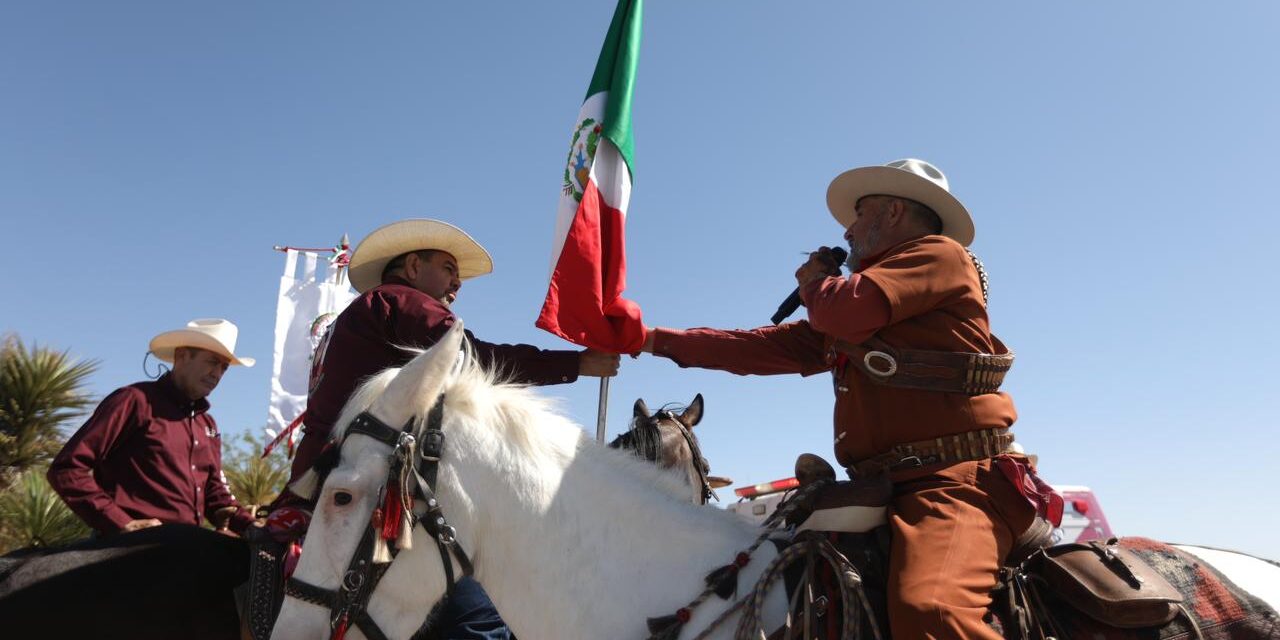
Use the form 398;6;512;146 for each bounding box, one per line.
334;491;353;506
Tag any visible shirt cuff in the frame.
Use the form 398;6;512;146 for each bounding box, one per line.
230;508;256;534
548;350;581;385
650;328;683;358
798;278;825;306
101;505;135;533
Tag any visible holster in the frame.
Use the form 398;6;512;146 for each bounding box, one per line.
1030;538;1183;628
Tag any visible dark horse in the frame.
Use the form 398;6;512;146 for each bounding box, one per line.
0;524;247;639
608;393;731;505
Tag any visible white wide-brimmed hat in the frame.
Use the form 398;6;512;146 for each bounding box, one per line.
826;159;975;246
347;219;493;294
149;318;255;367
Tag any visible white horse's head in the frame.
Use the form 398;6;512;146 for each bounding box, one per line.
272;322;471;640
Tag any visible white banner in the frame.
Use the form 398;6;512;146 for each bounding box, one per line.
267;249;356;440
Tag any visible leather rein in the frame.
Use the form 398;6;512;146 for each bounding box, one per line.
284;395;473;640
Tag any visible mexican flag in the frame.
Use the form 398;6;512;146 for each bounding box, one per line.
536;0;645;354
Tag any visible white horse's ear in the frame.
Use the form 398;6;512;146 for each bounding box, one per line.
370;321;467;428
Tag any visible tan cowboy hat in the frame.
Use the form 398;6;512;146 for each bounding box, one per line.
826;158;975;246
149;318;255;367
347;219;494;294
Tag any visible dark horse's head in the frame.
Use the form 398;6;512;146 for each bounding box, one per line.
608;393;730;504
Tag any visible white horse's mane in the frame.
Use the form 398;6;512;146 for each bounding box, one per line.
329;347;699;501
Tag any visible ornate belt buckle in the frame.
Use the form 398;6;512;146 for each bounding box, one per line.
863;351;897;377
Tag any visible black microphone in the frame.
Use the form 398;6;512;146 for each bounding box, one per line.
771;246;848;324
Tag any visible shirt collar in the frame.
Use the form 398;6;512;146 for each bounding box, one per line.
854;235;936;271
156;372;211;414
377;276;451;311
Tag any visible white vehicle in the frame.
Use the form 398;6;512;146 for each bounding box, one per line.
726;477;1114;544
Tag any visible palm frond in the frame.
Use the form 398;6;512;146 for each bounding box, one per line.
0;335;100;488
222;430;292;511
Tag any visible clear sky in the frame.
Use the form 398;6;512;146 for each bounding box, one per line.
3;2;1277;559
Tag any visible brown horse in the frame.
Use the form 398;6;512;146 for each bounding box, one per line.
608;393;731;505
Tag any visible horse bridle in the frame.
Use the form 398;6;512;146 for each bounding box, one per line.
284;395;473;640
651;410;714;504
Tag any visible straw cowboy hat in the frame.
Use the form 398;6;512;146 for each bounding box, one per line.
826;158;976;246
149;318;255;367
347;219;494;294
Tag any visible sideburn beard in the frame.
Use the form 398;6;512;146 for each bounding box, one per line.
846;219;884;270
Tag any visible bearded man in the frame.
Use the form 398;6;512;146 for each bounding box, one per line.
642;159;1056;639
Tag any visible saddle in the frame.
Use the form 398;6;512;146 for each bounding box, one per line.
785;454;892;535
767;455;1207;640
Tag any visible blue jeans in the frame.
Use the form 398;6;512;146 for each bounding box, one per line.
434;577;512;639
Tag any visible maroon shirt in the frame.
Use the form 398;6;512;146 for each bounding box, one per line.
290;276;580;477
48;374;252;534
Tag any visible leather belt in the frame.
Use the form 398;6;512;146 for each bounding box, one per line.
832;335;1014;396
849;427;1016;478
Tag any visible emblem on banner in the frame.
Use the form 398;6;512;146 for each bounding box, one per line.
307;313;339;394
562;118;603;202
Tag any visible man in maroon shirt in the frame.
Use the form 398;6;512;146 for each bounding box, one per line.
277;219;619;640
286;218;621;482
49;318;256;536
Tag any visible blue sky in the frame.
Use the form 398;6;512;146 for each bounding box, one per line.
3;2;1277;558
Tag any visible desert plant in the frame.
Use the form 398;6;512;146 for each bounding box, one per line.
0;335;98;489
0;469;90;553
221;429;291;513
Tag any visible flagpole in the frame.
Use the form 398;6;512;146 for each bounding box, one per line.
595;377;610;443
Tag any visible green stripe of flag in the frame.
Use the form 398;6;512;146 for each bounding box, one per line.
585;0;642;170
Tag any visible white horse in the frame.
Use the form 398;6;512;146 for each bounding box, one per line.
271;322;1280;640
272;322;788;640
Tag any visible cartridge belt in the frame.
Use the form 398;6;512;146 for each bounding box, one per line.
832;335;1014;396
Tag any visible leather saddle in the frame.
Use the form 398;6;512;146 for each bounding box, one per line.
775;454;1187;639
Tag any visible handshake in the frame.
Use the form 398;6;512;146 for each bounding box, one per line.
594;244;847;365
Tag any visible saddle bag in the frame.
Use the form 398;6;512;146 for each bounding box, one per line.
1031;538;1183;628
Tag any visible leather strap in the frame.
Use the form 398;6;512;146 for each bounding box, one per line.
850;428;1015;477
832;335;1014;396
247;540;287;640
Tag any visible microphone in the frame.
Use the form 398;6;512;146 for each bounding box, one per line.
771;246;848;325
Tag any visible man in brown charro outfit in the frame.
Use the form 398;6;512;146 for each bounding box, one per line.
640;159;1058;639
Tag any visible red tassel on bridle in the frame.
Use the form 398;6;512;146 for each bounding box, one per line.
331;614;350;640
381;486;403;541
